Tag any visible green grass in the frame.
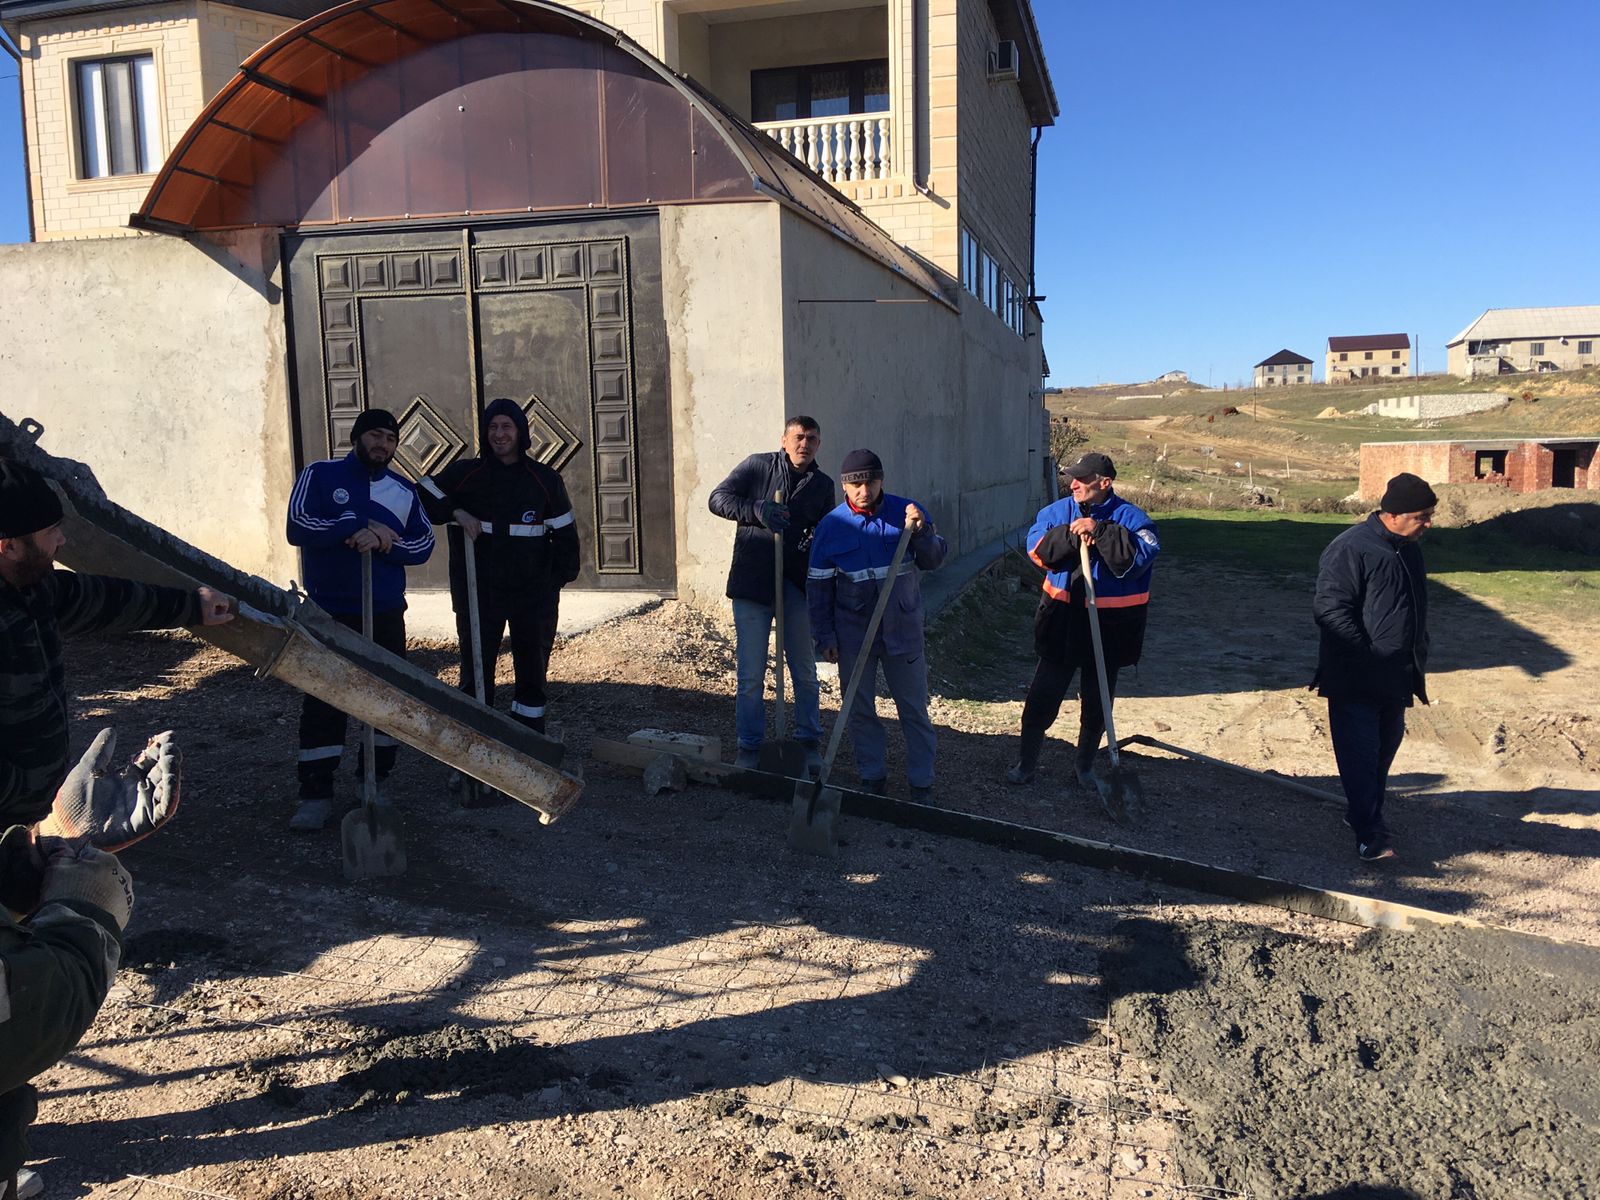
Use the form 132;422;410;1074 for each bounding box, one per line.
1154;509;1600;617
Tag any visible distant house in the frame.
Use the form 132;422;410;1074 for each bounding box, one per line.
1157;370;1189;384
1326;334;1410;383
1253;349;1312;388
1360;437;1598;498
1446;306;1600;378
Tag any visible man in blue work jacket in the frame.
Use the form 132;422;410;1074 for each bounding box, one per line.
284;408;434;830
1008;452;1159;789
807;449;948;801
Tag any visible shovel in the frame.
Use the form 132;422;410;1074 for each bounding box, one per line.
758;491;809;779
788;520;915;856
1078;538;1143;823
454;530;505;807
342;551;408;878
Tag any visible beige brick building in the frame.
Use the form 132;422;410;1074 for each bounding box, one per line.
1;0;1058;606
1446;306;1600;378
1253;348;1311;388
1326;333;1410;384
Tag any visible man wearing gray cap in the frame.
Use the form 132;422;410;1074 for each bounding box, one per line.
1313;472;1438;862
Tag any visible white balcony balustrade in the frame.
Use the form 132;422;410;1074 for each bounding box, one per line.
756;113;892;184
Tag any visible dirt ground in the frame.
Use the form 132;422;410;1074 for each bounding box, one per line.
23;536;1600;1199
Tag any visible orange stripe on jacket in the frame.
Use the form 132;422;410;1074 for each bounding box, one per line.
1028;536;1049;570
1040;577;1149;608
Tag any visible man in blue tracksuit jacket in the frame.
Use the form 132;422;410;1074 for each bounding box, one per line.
1009;452;1159;789
284;408;434;830
807;449;948;800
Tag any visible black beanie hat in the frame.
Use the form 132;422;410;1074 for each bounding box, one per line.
0;458;65;539
351;408;400;441
1380;472;1438;515
840;449;884;484
481;398;532;455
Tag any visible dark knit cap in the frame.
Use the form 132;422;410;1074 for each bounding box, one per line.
352;408;400;440
839;449;884;484
0;458;64;539
1063;451;1117;481
1379;472;1438;514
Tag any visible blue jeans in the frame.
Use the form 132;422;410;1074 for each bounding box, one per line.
843;645;937;788
1327;699;1407;843
732;585;822;750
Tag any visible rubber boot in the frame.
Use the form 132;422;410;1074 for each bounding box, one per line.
1006;727;1046;785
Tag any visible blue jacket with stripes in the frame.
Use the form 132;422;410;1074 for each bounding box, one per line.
1026;490;1159;667
806;494;949;657
286;452;435;615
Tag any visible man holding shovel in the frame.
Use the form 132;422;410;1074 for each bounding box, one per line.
807;450;948;801
1008;453;1159;791
709;417;835;773
285;409;434;831
420;400;580;745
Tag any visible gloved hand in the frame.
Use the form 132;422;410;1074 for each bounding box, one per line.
35;728;181;851
758;501;791;533
38;843;134;931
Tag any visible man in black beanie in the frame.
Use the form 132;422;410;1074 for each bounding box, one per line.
1312;472;1438;861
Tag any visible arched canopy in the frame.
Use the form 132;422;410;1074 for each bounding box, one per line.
135;0;951;303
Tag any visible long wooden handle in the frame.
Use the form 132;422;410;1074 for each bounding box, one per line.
361;552;377;805
1079;538;1121;768
463;531;486;706
773;490;786;740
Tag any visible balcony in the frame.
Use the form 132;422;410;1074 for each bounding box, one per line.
756;112;892;183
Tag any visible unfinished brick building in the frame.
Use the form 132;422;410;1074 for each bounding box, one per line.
1359;437;1600;500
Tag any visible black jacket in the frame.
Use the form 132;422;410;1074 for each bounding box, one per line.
420;401;581;608
708;452;835;602
1313;512;1430;706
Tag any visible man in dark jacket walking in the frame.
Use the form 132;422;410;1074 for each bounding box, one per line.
420;399;581;742
1313;472;1437;862
709;417;835;772
1009;453;1159;789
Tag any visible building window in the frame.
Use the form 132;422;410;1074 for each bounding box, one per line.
959;228;978;294
1580;341;1593;354
1391;366;1401;374
1339;352;1348;361
75;54;160;179
1529;342;1545;356
751;59;890;123
1364;351;1373;360
1391;350;1401;359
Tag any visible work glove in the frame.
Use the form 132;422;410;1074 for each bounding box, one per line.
38;843;134;931
757;500;791;533
35;728;181;852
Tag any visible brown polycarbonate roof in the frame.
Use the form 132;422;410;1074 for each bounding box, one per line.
134;0;952;305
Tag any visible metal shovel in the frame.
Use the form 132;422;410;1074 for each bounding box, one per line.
759;491;809;779
788;521;915;856
341;552;408;878
1078;538;1143;823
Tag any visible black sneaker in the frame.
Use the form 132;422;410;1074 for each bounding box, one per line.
1005;763;1035;785
858;777;887;796
1358;835;1396;862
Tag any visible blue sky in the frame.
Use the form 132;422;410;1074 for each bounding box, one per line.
4;2;1598;386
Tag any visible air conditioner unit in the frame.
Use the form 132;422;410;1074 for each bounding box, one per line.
988;40;1020;82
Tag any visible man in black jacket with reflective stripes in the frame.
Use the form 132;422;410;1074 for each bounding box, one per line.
420;399;580;739
708;416;835;772
1313;472;1437;863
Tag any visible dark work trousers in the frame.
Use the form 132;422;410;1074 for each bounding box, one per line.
1327;698;1407;843
0;1083;36;1196
1018;656;1121;772
455;589;560;734
297;608;407;798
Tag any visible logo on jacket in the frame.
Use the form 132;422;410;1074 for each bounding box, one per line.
523;510;538;523
333;488;350;504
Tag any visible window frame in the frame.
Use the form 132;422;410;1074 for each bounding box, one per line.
751;58;891;124
1579;340;1593;355
72;50;161;181
1529;342;1546;356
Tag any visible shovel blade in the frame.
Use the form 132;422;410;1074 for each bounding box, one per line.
759;739;811;780
787;783;841;857
1090;763;1143;825
340;804;408;879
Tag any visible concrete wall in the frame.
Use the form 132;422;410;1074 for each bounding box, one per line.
1374;393;1508;421
1326;346;1410;383
0;229;297;582
658;201;788;605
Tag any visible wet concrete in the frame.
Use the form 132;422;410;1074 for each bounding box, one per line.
1103;919;1600;1199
